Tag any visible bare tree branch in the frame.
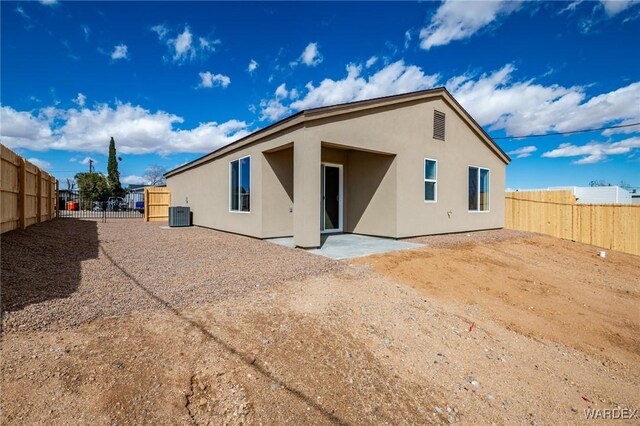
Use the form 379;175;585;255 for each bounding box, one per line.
144;165;167;186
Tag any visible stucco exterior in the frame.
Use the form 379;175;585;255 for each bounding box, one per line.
166;89;510;248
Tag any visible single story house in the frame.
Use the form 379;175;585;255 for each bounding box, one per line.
165;88;510;248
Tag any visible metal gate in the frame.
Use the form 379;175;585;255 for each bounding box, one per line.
58;189;145;219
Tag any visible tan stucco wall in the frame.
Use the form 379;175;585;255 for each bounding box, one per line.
168;95;507;242
345;150;397;237
319;147;397;237
306;98;506;238
292;135;322;247
262;147;294;238
167;129;302;239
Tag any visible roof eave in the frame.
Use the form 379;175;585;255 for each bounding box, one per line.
165;87;509;177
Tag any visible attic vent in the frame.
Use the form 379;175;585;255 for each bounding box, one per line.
433;110;445;141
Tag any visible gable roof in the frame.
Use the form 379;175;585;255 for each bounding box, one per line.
166;87;510;178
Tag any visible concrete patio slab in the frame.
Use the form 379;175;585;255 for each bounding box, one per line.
267;233;424;260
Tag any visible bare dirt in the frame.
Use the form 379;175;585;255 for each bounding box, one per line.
363;231;640;368
1;221;639;425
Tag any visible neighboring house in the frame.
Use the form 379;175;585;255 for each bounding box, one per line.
165;88;510;248
123;184;146;210
547;186;633;204
126;184;147;194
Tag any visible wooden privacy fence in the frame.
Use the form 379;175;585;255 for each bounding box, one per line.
144;187;171;222
1;144;57;234
505;190;640;256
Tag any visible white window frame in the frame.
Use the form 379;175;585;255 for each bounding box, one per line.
424;158;437;203
468;165;490;213
229;155;251;213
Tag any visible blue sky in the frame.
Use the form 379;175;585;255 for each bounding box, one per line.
1;0;639;189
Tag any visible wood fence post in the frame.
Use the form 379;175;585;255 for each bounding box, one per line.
36;168;42;223
19;157;26;229
46;174;51;220
55;179;59;218
143;187;148;222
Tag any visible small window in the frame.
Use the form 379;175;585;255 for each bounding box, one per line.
468;166;489;212
230;155;250;212
424;158;437;202
433;110;445;141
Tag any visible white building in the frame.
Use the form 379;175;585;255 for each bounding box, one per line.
547;186;632;204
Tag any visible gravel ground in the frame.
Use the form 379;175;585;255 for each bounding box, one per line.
2;221;639;424
406;228;536;248
1;219;340;333
2;234;638;424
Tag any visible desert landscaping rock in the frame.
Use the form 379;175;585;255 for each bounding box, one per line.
1;219;340;333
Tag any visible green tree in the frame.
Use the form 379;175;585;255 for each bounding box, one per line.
75;172;110;209
107;137;124;196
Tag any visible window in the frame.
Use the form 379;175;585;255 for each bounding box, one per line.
230;155;250;212
424;159;437;202
468;166;489;211
433;110;445;141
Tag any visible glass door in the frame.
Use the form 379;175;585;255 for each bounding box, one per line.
321;164;342;232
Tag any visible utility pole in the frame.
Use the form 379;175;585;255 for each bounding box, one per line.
89;159;94;173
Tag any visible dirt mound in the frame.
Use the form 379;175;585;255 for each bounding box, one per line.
354;234;640;368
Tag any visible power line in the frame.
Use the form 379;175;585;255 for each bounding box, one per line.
492;122;640;140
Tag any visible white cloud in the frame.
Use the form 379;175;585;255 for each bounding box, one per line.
198;36;220;52
275;83;289;99
560;0;584;14
255;58;640;150
419;0;522;50
151;24;168;40
560;1;639;32
299;42;323;67
600;0;640;15
0;107;54;145
542;138;640;164
15;5;30;20
257;60;438;121
365;56;378;68
27;157;52;170
404;30;412;49
247;59;259;73
447;65;640;137
198;72;231;89
39;0;57;5
0;103;250;155
259;99;289;122
81;24;90;41
289;60;439;111
79;156;97;165
258;84;304;120
172;27;194;61
121;175;148;185
152;25;219;63
111;44;128;60
507;146;537;158
73;93;86;107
